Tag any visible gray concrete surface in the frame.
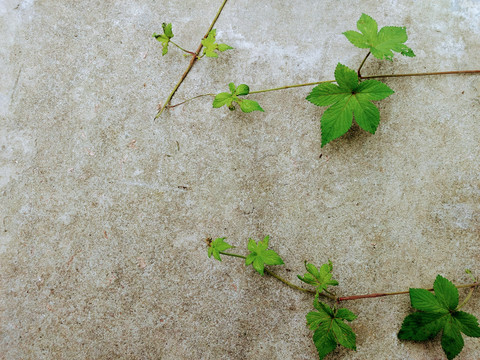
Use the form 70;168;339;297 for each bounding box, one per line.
1;0;479;359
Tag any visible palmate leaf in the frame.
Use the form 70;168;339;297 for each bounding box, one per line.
213;82;264;113
307;299;357;360
207;237;233;261
201;29;233;58
306;63;394;147
297;260;339;294
398;275;480;360
245;236;284;275
343;13;415;61
153;22;174;56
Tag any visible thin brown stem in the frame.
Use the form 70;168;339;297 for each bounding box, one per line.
249;80;335;94
361;70;480;80
170;41;197;56
357;51;371;78
167;94;216;109
337;282;480;302
155;0;229;119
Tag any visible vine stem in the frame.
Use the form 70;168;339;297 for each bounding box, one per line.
170;40;196;56
249;80;335;94
167;94;216;109
155;0;229;119
357;51;371;78
218;251;335;299
217;249;480;304
167;69;480;109
361;69;480;79
337;282;480;302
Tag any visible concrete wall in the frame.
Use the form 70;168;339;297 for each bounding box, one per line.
1;0;479;359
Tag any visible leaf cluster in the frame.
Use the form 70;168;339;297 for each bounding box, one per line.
213;82;264;113
298;260;338;295
344;13;415;61
307;299;357;360
207;237;233;261
398;275;480;359
245;236;284;275
153;23;174;56
307;63;394;146
201;29;233;57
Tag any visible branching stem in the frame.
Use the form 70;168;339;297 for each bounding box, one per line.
337;282;480;302
249;80;336;94
167;94;216;109
218;251;334;299
217;248;479;304
165;69;480;111
169;41;197;56
155;0;229;119
357;51;371;78
361;69;480;79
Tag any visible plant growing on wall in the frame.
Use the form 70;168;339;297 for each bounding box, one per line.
154;7;479;147
206;236;480;360
154;1;480;358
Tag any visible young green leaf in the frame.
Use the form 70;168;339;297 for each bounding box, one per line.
213;82;264;113
207;237;233;261
306;63;394;147
297;260;339;295
201;29;233;58
153;22;174;56
398;275;480;360
343;13;415;61
245;235;284;275
307;299;357;360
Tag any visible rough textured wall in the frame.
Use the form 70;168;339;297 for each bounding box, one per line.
1;0;479;359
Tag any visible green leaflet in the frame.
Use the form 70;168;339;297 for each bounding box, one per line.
398;275;480;360
343;13;415;61
213;82;264;113
207;237;234;261
297;260;339;295
307;299;357;360
153;22;174;56
245;236;284;275
201;29;233;58
306;63;394;147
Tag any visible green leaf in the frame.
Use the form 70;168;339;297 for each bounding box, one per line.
239;99;264;113
307;301;357;359
213;83;264;113
235;84;250;96
201;29;233;57
218;43;234;52
306;309;331;331
306;63;394;147
398;312;448;341
343;13;415;61
409;288;449;313
454;311;480;337
162;22;174;39
207;237;233;261
442;317;464;360
336;308;358;322
312;322;338;360
153;23;174;56
434;275;459;311
398;275;480;360
244;236;283;275
297;260;338;294
213;92;232;108
332;320;357;350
